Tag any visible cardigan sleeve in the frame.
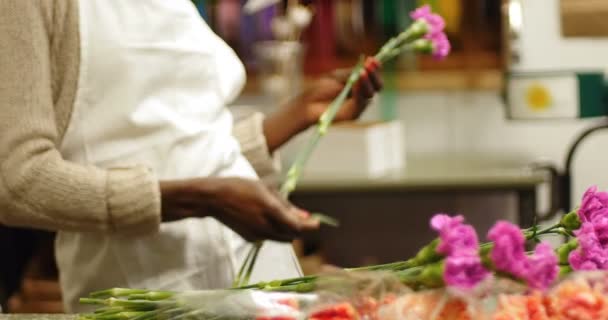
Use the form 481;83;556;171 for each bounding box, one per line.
232;109;282;185
0;1;161;235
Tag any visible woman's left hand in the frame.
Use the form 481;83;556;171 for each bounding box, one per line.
263;57;382;153
297;57;382;125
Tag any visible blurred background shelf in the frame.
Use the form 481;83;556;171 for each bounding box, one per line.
201;0;505;97
244;69;503;93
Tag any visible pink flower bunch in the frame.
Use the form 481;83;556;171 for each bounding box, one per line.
431;214;490;290
569;186;608;271
488;221;559;291
410;5;451;60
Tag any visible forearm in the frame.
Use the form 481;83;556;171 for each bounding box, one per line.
159;178;215;222
262;100;311;153
159;177;238;222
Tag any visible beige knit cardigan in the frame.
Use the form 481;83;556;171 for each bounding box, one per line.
0;1;279;235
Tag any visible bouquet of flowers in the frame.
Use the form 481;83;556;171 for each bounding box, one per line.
80;185;608;320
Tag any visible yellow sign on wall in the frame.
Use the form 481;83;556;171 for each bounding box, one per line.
525;84;553;112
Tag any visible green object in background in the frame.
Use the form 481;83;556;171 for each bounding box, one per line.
375;0;417;122
380;61;398;121
417;0;439;12
505;70;608;120
578;73;606;118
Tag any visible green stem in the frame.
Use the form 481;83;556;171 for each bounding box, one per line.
279;58;365;197
264;282;315;293
243;242;262;285
524;224;562;240
345;259;413;272
90;288;150;299
127;291;174;301
232;243;256;287
234;60;366;287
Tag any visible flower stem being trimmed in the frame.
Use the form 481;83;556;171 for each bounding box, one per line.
279;58;366;197
234;59;366;287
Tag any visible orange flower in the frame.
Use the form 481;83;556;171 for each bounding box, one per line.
376;291;472;320
437;299;472;320
545;278;608;320
492;293;550;320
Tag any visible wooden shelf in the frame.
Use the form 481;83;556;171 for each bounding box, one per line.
243;69;503;93
561;0;608;37
392;69;503;91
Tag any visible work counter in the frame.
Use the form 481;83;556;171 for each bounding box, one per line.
289;154;551;267
295;154;546;192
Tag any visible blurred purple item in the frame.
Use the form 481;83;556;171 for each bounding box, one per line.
257;4;277;41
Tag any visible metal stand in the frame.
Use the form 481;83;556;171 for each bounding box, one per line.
537;120;608;222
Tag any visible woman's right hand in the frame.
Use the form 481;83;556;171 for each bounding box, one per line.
159;178;319;242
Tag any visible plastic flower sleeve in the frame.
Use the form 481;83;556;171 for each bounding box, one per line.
155;272;410;320
173;290;316;320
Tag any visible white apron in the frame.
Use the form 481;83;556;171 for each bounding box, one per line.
56;0;301;313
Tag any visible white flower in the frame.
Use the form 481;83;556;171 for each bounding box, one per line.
271;16;295;40
244;0;281;14
288;5;313;29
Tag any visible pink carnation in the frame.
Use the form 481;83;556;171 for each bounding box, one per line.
431;214;489;290
487;221;530;278
427;32;451;60
578;186;608;224
488;221;559;290
410;5;446;36
431;214;479;256
444;253;490;290
525;243;559;290
409;5;451;60
569;222;608;270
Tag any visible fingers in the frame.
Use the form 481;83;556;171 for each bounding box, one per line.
368;69;383;91
270;188;320;229
356;70;376;101
294;208;320;231
210;178;320;243
265;199;320;238
363;56;382;91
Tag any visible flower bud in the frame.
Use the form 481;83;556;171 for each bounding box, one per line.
411;238;441;266
557;239;579;265
397;20;429;45
560;211;582;232
418;262;445;288
559;265;573;277
412;39;434;55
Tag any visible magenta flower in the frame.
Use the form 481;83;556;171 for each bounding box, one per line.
444;253;490;290
431;214;479;256
592;216;608;247
410;4;432;20
408;5;451;61
410;5;446;36
487;221;530;278
428;32;451;60
525;243;559;290
569;222;608;270
488;221;559;290
431;214;489;290
578;186;608;223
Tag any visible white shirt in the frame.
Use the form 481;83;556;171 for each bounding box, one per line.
56;0;301;312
